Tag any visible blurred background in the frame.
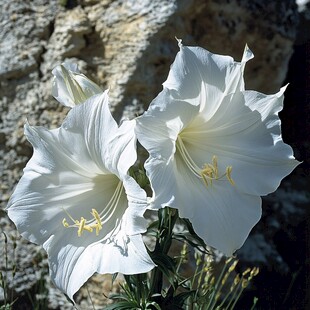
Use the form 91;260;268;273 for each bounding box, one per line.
0;0;309;309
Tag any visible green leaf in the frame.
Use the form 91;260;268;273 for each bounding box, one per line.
145;301;161;309
176;218;210;253
173;290;197;306
104;301;138;310
150;251;177;286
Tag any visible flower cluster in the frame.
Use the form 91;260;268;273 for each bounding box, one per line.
6;41;299;301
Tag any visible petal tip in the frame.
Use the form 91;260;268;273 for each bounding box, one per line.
242;44;254;63
175;37;183;49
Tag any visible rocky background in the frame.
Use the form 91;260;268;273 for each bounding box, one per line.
0;0;309;309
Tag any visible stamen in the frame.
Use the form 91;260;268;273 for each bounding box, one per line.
91;209;102;236
77;217;86;237
201;155;220;186
61;181;124;237
200;156;235;187
62;218;69;228
226;166;235;186
176;137;202;178
176;136;235;188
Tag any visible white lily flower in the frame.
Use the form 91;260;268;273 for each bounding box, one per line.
136;42;300;256
7;91;155;300
52;60;103;107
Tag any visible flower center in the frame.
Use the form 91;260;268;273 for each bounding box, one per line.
176;136;235;187
62;181;124;237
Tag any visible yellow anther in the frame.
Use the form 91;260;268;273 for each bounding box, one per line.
242;279;249;288
234;274;240;286
201;161;218;187
77;217;86;237
250;267;259;277
90;223;101;236
231;275;240;291
77;217;95;236
61;207;106;237
226;166;235;185
62;218;69;228
212;155;219;177
92;209;102;230
89;208;103;236
228;259;238;273
225;256;234;264
83;225;94;233
222;273;229;285
200;156;235;187
242;267;251;277
95;225;101;236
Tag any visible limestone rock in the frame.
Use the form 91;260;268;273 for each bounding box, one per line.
0;0;57;80
41;6;92;76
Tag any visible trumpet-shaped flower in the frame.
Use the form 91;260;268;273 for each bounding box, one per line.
136;42;299;256
52;61;103;107
7;91;155;300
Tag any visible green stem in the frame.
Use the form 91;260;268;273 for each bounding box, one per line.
149;207;178;300
207;260;229;310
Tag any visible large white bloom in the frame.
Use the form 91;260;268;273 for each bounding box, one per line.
7;91;155;300
136;42;300;256
52;61;103;107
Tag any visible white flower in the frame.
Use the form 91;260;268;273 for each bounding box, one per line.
52;60;103;107
136;42;300;256
7;91;155;300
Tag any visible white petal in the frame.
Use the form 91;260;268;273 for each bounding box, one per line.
60;91;118;174
144;146;261;256
136;89;199;161
172;154;261;255
184;90;299;196
144;157;177;209
52;61;102;107
178;180;262;256
163;44;252;105
107;119;138;176
174;156;261;256
122;175;150;235
44;229;154;300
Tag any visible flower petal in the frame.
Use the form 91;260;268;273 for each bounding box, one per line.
60;91;119;175
52;60;102;107
142;145;261;256
176;173;262;256
163;42;253;105
107;119;139;176
183;90;299;196
43;224;154;300
136;88;199;161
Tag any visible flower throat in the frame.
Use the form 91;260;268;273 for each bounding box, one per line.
176;136;235;187
62;181;124;236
